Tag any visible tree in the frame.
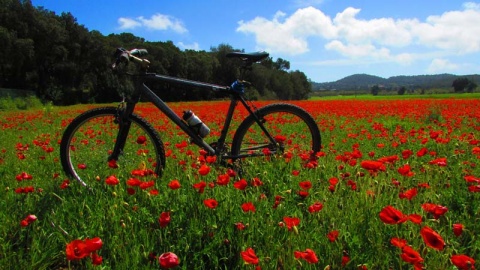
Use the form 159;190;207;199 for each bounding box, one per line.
452;77;470;92
371;85;380;96
274;58;290;71
466;81;477;93
397;86;406;95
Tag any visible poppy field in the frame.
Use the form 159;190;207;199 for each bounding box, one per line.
1;96;480;269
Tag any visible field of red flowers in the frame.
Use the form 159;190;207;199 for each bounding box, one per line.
1;97;479;269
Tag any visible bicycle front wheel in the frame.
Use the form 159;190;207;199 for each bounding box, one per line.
231;103;321;168
60;107;165;187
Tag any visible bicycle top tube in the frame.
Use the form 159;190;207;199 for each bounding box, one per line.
146;73;230;93
113;48;270;94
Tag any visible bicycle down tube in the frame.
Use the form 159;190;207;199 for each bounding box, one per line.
138;73;243;158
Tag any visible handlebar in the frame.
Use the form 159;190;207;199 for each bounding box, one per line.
112;48;150;70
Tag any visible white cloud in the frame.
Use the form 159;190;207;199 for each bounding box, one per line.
177;42;200;51
237;7;336;54
413;9;480;54
118;17;142;29
236;5;480;61
463;2;480;10
427;58;459;73
325;40;390;59
117;13;187;34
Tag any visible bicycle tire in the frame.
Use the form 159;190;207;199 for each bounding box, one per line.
60;107;165;187
231;103;321;168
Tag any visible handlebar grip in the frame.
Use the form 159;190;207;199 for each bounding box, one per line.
129;54;150;68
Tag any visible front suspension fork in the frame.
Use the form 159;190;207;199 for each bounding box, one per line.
109;102;136;161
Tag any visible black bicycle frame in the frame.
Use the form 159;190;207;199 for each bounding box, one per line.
110;72;278;162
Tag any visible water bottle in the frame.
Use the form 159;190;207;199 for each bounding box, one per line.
182;110;210;138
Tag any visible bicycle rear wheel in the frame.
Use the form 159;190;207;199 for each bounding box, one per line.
231;103;321;169
60;107;165;187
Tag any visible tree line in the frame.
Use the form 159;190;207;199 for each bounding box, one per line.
0;0;312;105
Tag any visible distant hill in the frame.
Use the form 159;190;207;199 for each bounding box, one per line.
313;73;480;91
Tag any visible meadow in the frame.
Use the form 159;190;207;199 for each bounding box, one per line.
1;96;479;269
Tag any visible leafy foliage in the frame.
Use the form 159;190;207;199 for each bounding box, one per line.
0;0;311;105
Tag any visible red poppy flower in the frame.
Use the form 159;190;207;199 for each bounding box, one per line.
294;249;318;264
283;216;300;231
299;180;312;190
342;255;350;266
360;160;386;172
168;179;181;190
216;174;230;185
105;175;119;186
464;175;480;183
451;254;475;270
400;245;423;266
139;180;155;190
408;214;422;225
420;226;445;251
91;252;103;265
226;168;236;177
251;177;263;187
60;179;70;189
308;202;323;213
15;172;33;181
298;190;309;198
327;230;339;242
377;155;399;164
241;202;256;213
329;177;339;186
468;185;480;192
453;223;464;237
240;248;259;265
379;205;408;225
66;239;90;260
198;164;210;176
402;149;413;159
417;147;428;157
20;214;37;227
159;212;171;228
233;179;248;190
66;237;103;261
203;198;218;209
274;135;287;143
398;164;414;177
192;181;206;193
127;178;141;186
428;157;447;166
78;163;87;170
421;203;448;219
235;222;246;230
399;188;417;200
158;252;180;269
391;237;407;248
136;135;147;144
108;159;118;168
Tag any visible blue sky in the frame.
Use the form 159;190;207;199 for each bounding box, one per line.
32;0;480;82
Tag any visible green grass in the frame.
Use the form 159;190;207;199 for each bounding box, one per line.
1;98;479;269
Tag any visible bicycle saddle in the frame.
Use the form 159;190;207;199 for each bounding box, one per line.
226;51;269;63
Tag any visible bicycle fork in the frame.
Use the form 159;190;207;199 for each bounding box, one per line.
109;101;136;162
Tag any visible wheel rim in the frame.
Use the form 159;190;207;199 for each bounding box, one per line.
235;110;318;168
63;113;162;186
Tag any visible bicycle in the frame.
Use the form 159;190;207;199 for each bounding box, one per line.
60;48;322;187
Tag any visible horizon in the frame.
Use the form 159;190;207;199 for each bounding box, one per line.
31;0;480;82
319;72;480;84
